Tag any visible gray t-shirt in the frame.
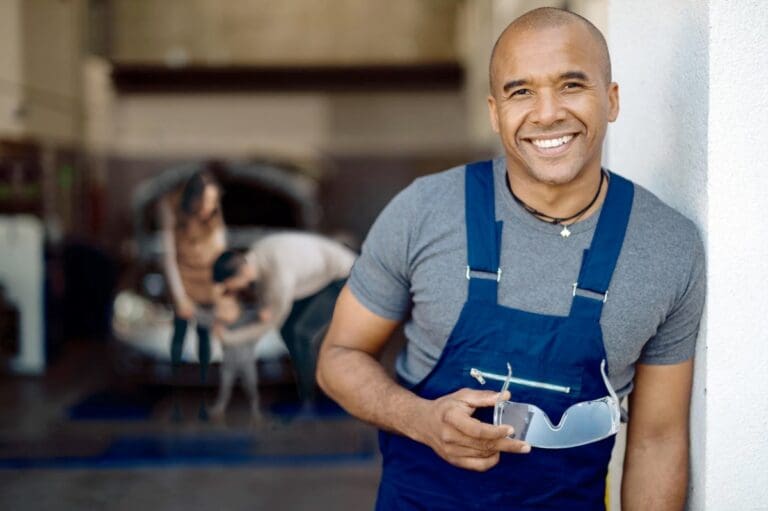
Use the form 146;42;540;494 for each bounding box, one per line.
348;158;706;396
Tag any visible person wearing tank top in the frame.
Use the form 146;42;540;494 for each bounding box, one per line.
159;170;226;420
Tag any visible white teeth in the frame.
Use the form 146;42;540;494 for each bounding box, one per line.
531;135;573;149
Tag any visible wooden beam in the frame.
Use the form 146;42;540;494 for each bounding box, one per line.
111;63;464;93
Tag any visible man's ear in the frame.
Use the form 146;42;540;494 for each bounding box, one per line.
607;82;619;122
487;95;501;133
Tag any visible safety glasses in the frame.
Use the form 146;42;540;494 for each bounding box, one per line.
493;360;620;449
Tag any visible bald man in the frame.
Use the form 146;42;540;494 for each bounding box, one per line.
317;7;704;511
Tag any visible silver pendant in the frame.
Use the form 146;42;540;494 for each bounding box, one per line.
560;225;571;238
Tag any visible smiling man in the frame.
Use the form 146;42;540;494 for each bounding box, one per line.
317;7;705;511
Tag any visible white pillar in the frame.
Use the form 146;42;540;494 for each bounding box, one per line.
704;1;768;509
0;216;45;375
607;0;768;508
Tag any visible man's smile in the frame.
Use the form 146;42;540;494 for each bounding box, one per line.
522;133;578;156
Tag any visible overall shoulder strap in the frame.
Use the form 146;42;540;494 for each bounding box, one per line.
465;160;503;303
569;172;635;320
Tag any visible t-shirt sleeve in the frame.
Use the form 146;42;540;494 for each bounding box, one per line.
347;182;421;321
639;227;706;364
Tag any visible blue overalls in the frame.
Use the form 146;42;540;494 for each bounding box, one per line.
376;160;634;510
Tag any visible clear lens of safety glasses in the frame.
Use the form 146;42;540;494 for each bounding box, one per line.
493;360;620;449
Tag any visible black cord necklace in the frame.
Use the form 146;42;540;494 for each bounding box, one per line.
506;170;606;238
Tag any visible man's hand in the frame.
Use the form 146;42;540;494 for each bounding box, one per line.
176;297;196;319
215;296;240;324
318;287;530;473
414;388;531;472
258;307;272;324
212;320;224;340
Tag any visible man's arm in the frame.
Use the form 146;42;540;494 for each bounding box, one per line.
316;286;529;472
621;360;693;510
216;279;292;346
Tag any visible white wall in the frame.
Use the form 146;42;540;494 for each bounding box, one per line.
608;1;768;509
0;216;45;375
705;1;768;508
606;1;709;507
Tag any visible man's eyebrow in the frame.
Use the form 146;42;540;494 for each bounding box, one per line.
501;71;590;92
502;79;528;93
560;71;589;81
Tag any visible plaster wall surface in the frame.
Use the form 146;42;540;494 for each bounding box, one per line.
20;0;84;143
605;1;709;508
0;0;23;137
0;0;82;142
609;1;768;509
110;0;460;65
104;90;467;159
705;1;768;508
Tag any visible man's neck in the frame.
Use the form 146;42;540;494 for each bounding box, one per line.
506;165;607;224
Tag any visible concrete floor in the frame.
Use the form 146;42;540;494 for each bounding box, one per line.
0;340;632;510
0;341;382;510
0;465;380;511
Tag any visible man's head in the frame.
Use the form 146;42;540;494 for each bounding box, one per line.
212;250;254;294
487;7;619;186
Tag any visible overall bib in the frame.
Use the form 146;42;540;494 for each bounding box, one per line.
376;161;634;510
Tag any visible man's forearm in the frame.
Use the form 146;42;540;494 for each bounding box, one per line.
317;345;428;443
621;432;688;510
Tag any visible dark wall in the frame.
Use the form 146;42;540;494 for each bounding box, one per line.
100;151;491;253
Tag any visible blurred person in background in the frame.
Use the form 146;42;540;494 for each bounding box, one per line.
209;281;271;420
212;232;356;412
159;170;226;419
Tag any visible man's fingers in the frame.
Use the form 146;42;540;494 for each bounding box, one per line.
442;436;531;461
448;442;532;472
454;388;510;408
497;437;532;454
441;403;531;453
428;389;531;470
443;444;499;459
445;405;512;441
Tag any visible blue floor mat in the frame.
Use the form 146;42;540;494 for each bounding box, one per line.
0;432;376;469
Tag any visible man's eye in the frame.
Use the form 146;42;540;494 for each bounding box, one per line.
510;89;531;97
563;82;584;90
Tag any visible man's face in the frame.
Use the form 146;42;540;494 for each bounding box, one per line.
222;264;253;296
487;23;619;186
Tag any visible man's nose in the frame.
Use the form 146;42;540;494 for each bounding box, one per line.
528;90;566;126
